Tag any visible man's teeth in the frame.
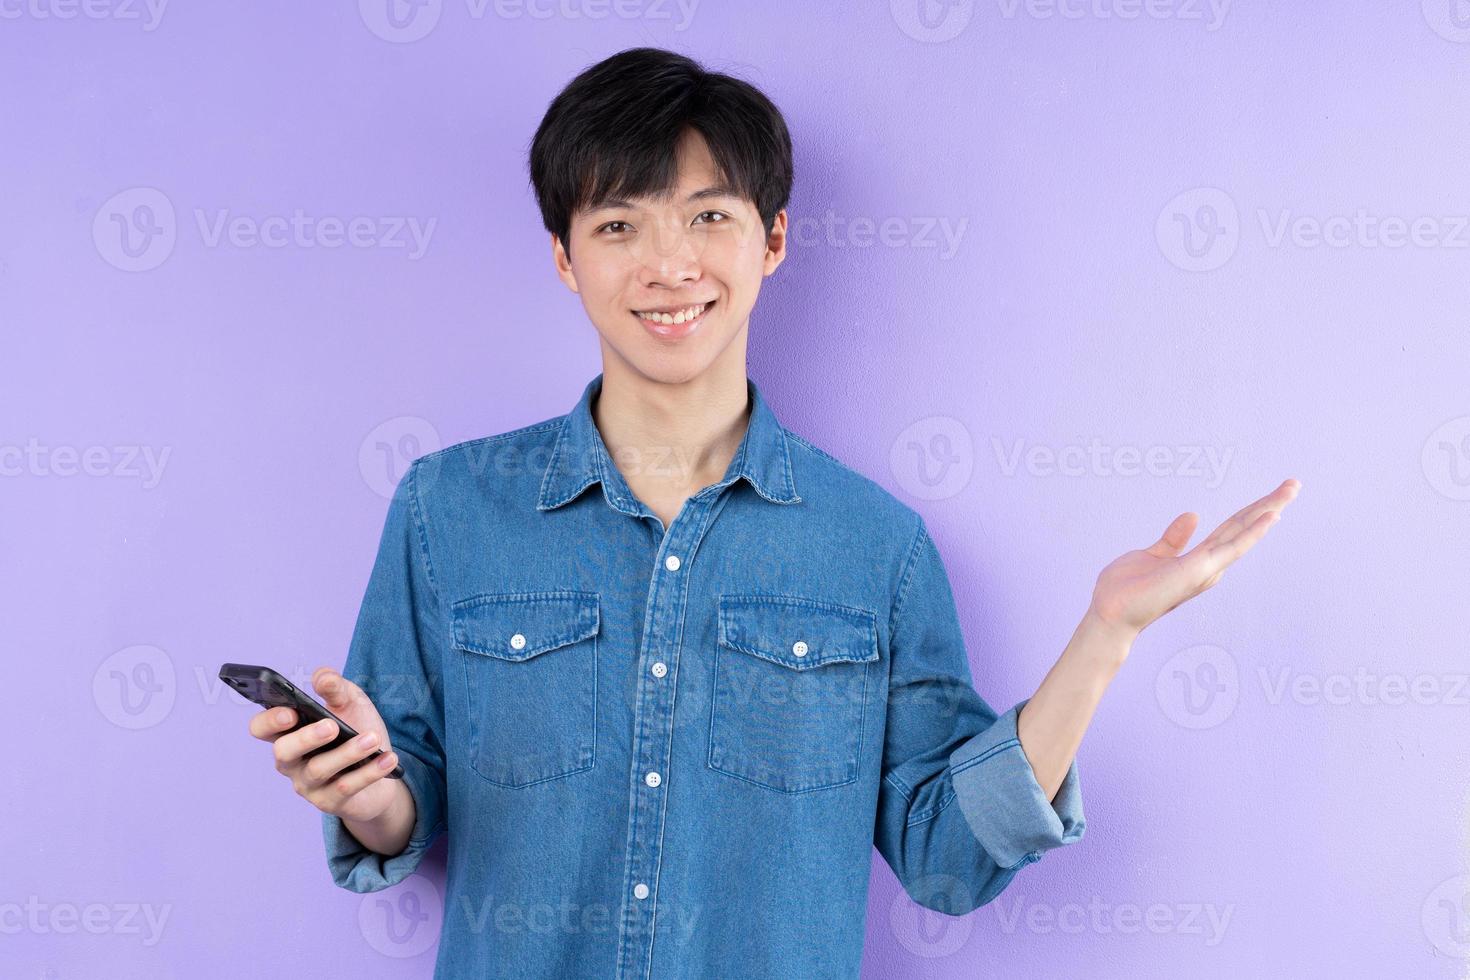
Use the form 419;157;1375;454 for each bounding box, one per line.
636;302;711;326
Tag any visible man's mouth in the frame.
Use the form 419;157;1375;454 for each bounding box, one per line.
633;299;715;337
633;300;714;326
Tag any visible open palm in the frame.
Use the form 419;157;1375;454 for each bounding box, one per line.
1090;478;1301;637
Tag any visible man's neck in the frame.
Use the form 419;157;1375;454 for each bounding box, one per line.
592;358;752;501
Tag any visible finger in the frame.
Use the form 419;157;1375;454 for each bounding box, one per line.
1214;508;1280;564
1213;481;1298;548
313;751;398;808
273;716;340;771
1205;481;1288;542
314;667;361;714
1185;508;1279;574
301;728;390;788
1199;478;1300;549
1146;512;1199;557
249;706;298;742
1212;478;1296;533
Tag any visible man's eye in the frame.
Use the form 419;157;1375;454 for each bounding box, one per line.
599;221;632;234
694;211;729;225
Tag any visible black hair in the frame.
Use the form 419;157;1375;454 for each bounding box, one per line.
528;47;793;259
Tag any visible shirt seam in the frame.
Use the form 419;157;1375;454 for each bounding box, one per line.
403;460;449;843
406;459;443;602
414;417;565;467
905;788;958;828
951;737;1023;777
887;515;929;640
782;429;849;470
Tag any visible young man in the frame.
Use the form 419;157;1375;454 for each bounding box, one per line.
248;47;1299;979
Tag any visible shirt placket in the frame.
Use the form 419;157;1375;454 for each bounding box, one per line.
614;482;735;980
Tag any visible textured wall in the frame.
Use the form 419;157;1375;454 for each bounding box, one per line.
3;1;1467;977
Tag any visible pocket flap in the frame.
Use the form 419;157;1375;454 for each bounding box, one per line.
717;594;879;670
452;591;600;662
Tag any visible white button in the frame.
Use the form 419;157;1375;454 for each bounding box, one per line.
645;771;661;787
633;883;649;900
792;640;808;657
651;661;667;678
510;633;526;650
665;554;681;571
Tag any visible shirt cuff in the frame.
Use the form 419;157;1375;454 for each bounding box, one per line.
321;749;444;893
947;697;1086;870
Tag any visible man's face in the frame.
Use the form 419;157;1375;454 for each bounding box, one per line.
553;129;787;385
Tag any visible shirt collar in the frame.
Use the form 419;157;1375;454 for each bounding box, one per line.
536;372;802;515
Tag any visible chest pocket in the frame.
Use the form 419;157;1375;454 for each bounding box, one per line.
452;591;599;788
708;594;880;794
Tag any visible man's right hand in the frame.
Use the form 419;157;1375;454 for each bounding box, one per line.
248;666;403;825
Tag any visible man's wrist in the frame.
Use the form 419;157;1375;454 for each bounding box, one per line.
341;779;417;858
1074;606;1138;671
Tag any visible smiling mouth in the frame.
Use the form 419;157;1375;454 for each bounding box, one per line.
633;300;714;324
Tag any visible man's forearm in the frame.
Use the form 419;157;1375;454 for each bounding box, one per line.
1016;607;1134;801
341;778;418;857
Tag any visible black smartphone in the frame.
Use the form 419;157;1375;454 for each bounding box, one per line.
219;663;404;779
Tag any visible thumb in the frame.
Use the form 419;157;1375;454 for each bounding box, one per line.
312;666;359;712
1147;511;1199;557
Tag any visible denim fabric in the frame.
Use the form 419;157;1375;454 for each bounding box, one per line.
322;372;1085;979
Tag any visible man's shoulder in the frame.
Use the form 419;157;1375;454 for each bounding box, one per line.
420;416;567;465
782;428;924;538
405;415;568;500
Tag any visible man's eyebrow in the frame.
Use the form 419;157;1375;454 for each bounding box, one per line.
583;185;742;213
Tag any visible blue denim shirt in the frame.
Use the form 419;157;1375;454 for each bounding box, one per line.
322;372;1085;979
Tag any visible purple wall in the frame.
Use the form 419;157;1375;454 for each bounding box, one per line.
4;2;1467;976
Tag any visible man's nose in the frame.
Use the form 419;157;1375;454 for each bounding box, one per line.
636;221;703;282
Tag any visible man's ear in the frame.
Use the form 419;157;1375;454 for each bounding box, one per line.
762;209;789;276
552;233;579;293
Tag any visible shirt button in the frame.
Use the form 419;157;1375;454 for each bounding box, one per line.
510;633;526;650
651;661;667;678
644;771;661;788
664;554;681;571
792;640;808;657
633;883;649;900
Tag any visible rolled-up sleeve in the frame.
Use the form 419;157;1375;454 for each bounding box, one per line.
874;517;1086;914
948;697;1084;870
322;459;449;893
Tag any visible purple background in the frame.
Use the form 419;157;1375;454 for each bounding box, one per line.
4;1;1468;977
